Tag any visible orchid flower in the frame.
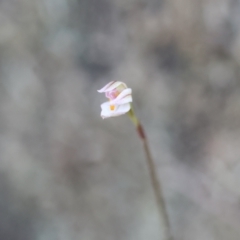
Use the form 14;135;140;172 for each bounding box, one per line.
97;81;172;239
97;81;133;119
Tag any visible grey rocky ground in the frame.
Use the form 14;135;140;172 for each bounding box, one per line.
1;0;240;239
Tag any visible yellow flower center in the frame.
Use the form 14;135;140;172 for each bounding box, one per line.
110;105;115;111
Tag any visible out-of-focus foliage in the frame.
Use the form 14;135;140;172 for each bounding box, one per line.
1;0;240;239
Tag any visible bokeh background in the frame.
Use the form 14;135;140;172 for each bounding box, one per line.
1;0;240;239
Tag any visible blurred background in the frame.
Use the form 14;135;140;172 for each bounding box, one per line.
1;0;240;239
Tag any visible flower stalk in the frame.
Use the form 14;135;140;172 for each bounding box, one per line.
128;108;172;240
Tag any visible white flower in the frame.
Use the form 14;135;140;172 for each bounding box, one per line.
98;81;132;119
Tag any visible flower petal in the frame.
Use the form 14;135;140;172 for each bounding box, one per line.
97;81;127;93
100;102;131;119
111;88;132;105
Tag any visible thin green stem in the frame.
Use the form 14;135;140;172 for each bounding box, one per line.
128;109;172;240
